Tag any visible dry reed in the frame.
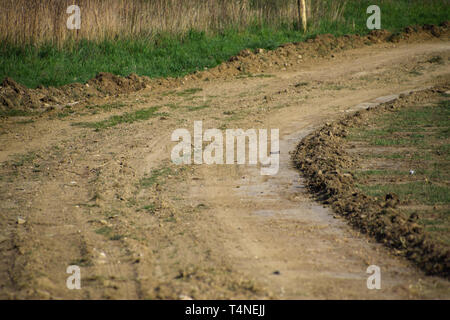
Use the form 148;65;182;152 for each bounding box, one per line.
0;0;347;46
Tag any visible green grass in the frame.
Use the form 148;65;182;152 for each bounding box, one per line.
70;257;93;267
354;169;410;177
12;151;37;167
427;56;445;64
0;109;36;117
95;226;123;241
406;208;450;246
142;203;156;214
372;137;424;146
186;104;210;112
347;98;449;247
349;100;450;149
109;234;124;241
236;72;275;79
15;119;34;124
1;0;448;88
176;88;203;97
73;106;160;130
95;226;113;236
355;166;448;180
56;106;76;118
358;182;449;205
139;167;173;188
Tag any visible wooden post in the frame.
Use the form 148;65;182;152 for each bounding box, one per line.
297;0;307;32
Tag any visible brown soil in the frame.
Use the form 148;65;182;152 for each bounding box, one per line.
292;87;450;278
1;22;449;113
0;24;450;299
0;73;152;113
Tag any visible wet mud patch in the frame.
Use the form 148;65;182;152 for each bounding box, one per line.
292;86;450;278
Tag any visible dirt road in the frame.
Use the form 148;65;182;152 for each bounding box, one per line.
1;37;449;299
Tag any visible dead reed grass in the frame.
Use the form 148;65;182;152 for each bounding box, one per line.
0;0;347;46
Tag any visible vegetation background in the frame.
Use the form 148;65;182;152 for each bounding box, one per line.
0;0;449;88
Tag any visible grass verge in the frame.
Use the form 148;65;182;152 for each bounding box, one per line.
1;0;448;88
73;106;160;130
347;98;449;246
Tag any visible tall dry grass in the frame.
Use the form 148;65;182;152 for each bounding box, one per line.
0;0;347;46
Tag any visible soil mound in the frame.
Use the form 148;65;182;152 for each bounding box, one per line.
87;72;150;95
0;78;41;111
1;22;448;115
0;72;151;113
206;22;448;78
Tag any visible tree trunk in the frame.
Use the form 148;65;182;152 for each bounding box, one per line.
297;0;307;32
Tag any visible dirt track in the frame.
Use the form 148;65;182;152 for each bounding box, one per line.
1;34;450;299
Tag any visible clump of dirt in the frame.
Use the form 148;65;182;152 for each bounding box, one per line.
292;86;450;278
1;22;448;115
87;72;150;95
0;78;42;110
0;72;152;113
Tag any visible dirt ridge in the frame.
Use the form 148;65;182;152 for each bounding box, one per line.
1;22;449;113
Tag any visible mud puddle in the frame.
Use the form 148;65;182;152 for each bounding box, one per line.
238;128;342;228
